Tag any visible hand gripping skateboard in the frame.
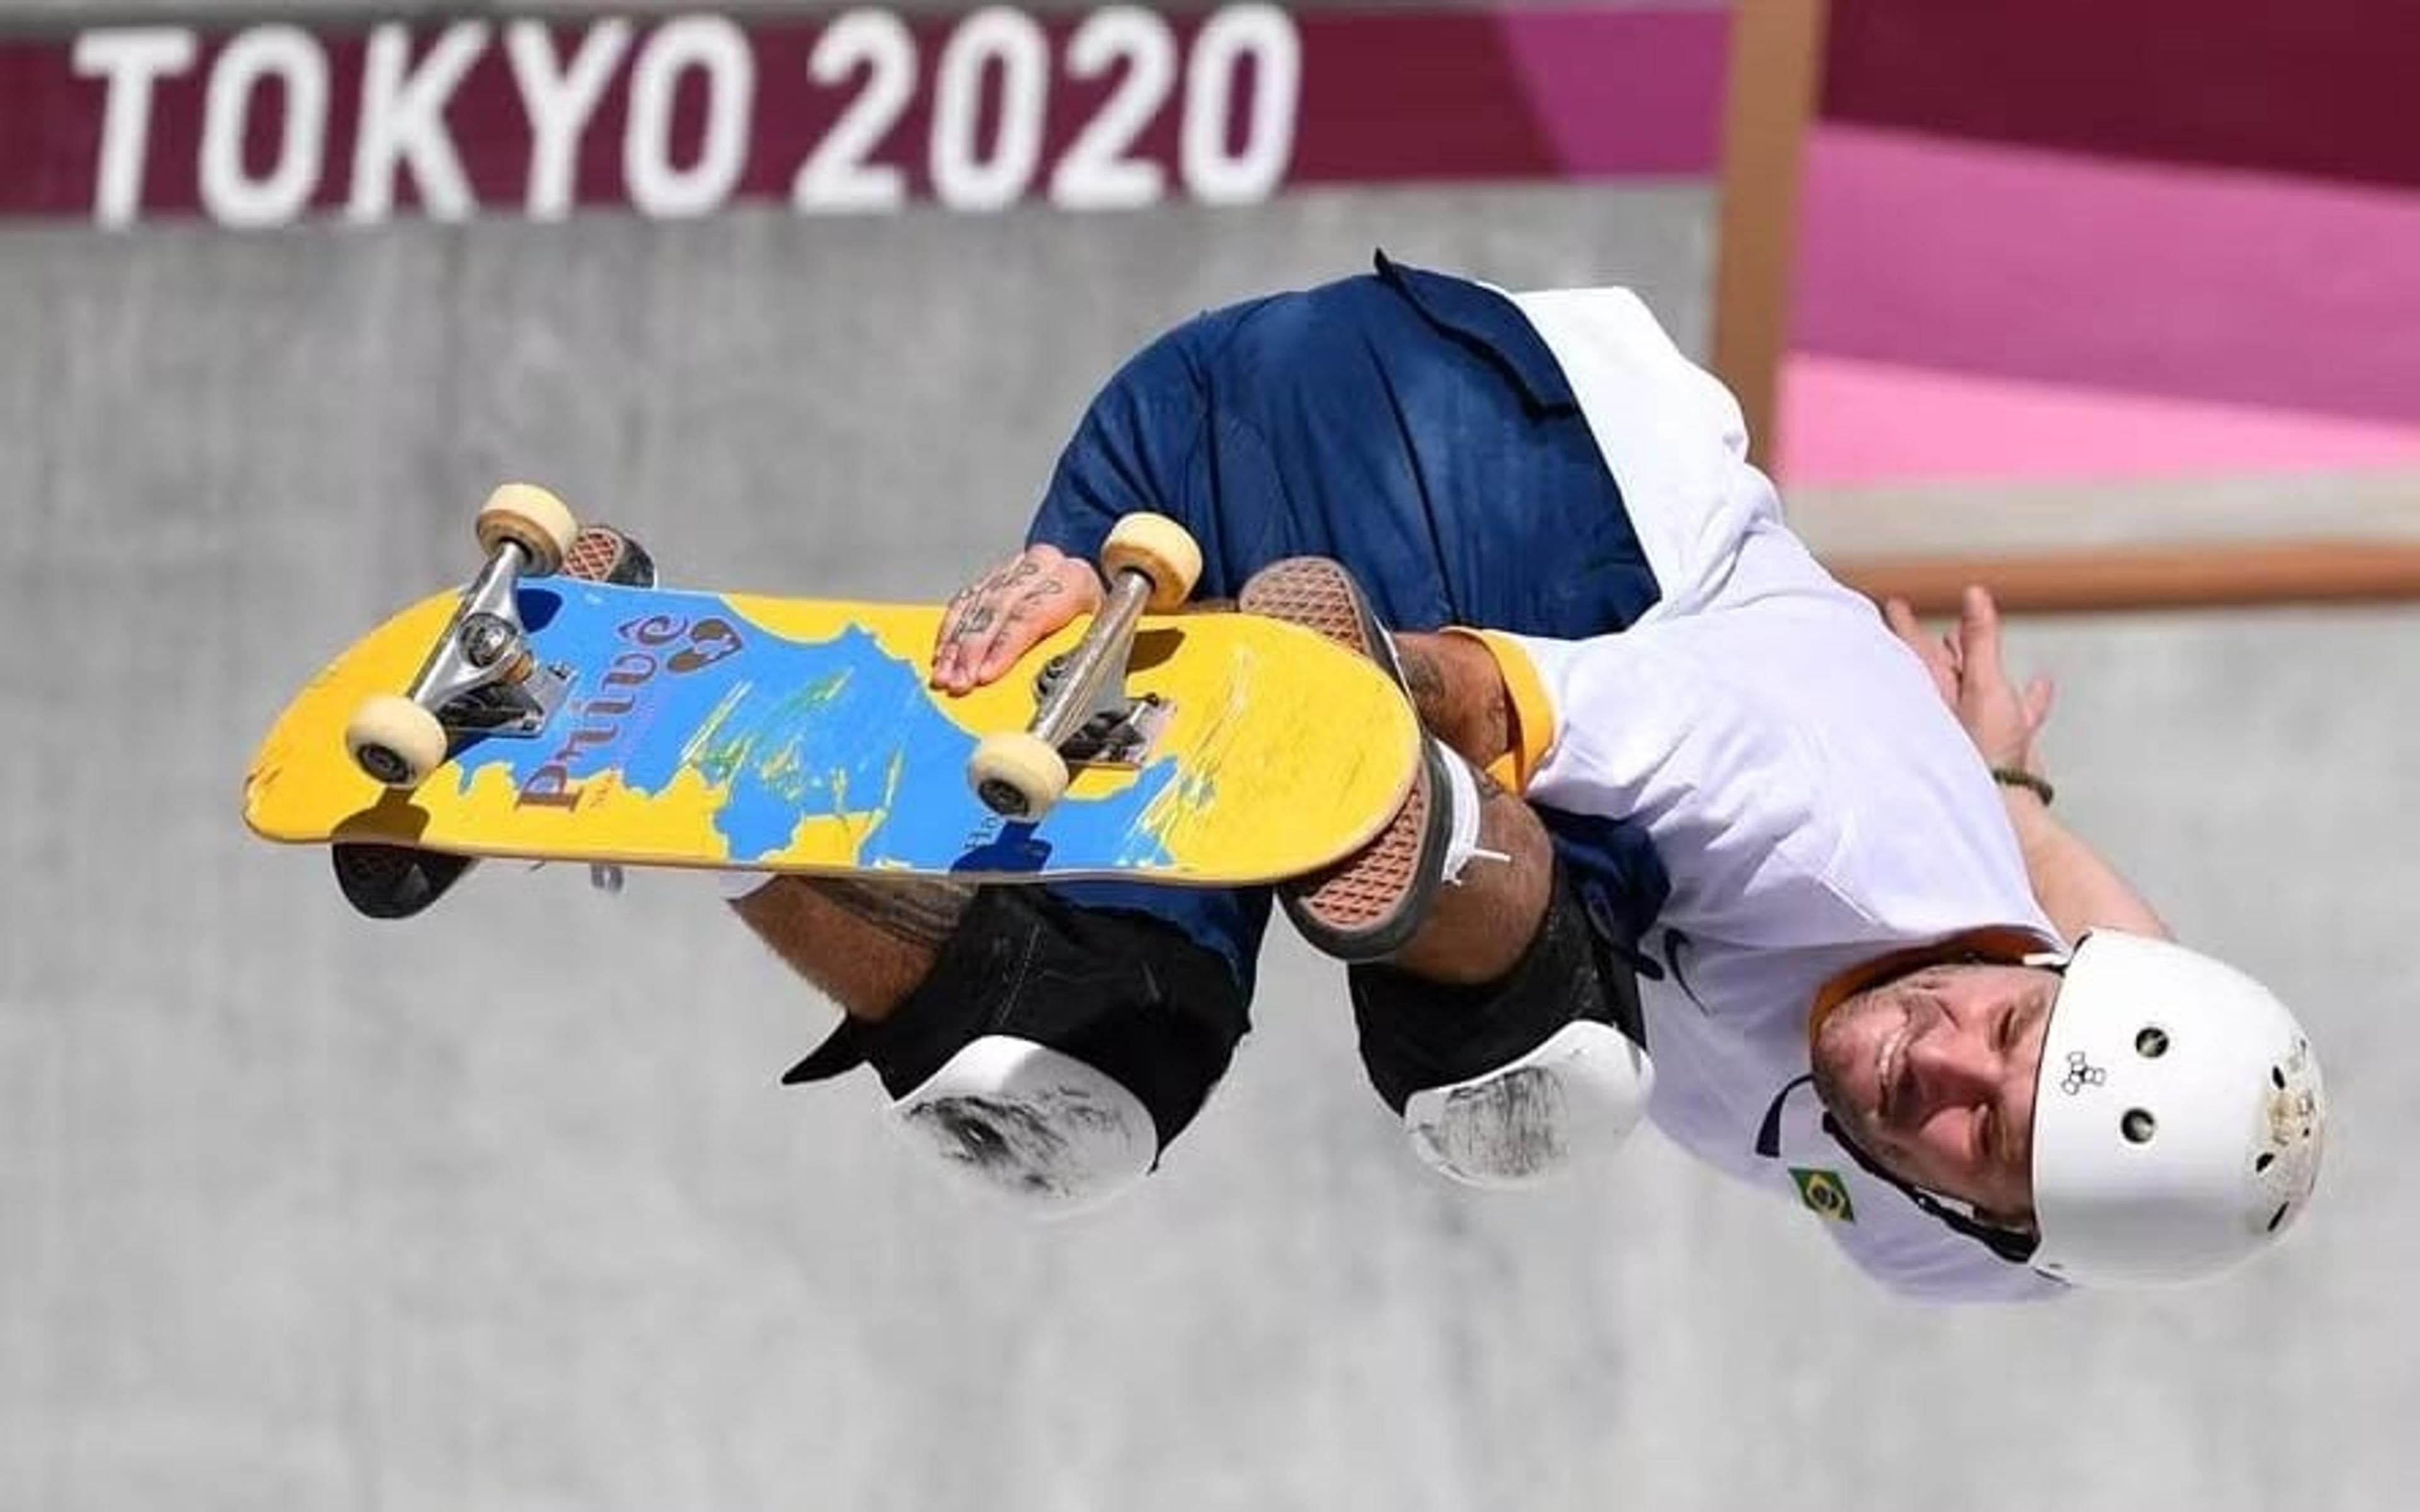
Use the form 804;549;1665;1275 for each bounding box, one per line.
243;485;1422;909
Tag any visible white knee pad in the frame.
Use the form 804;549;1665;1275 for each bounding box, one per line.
889;1034;1156;1217
1402;1021;1654;1189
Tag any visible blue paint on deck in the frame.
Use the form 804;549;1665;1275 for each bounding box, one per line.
447;584;1179;873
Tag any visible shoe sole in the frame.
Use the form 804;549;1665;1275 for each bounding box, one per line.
564;525;657;588
1238;558;1451;962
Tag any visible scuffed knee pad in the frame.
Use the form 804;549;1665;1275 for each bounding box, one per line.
1402;1019;1653;1189
1352;859;1653;1188
782;888;1254;1213
890;1034;1157;1217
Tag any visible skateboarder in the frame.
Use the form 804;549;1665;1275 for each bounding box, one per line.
725;255;2325;1300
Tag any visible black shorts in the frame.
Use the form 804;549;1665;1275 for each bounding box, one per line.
783;864;1642;1141
781;885;1252;1150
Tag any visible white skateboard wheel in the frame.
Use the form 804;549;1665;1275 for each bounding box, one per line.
475;483;579;577
345;694;448;789
968;731;1071;821
1102;512;1202;612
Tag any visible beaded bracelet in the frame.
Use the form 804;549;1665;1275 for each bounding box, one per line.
1991;767;2055;805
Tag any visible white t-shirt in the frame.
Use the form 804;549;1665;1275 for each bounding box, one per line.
1497;287;2067;1302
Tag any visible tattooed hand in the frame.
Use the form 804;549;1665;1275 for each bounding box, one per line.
930;544;1105;694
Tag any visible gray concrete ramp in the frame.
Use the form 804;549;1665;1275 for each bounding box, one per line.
0;27;2408;1512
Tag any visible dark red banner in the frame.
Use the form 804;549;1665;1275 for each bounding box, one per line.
0;4;1729;227
1825;0;2420;192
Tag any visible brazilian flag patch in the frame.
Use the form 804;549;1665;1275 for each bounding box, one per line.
1790;1167;1856;1223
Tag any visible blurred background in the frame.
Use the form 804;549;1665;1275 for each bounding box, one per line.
2;2;2411;1508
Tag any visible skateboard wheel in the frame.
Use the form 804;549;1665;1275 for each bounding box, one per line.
345;694;449;789
969;731;1071;821
1102;512;1201;612
475;483;579;577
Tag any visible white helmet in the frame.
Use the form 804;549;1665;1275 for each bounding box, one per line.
2029;931;2326;1286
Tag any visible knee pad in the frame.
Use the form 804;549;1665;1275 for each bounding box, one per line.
889;1034;1158;1217
1352;858;1652;1188
780;887;1253;1215
1402;1019;1653;1189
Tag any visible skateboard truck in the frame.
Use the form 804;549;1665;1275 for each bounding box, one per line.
1033;653;1172;767
967;513;1202;821
343;484;582;789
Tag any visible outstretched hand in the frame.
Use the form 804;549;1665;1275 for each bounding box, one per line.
930;544;1105;694
1884;584;2054;778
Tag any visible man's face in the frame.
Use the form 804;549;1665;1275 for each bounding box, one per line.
1809;963;2058;1225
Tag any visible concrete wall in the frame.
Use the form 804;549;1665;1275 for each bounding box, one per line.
3;5;2409;1511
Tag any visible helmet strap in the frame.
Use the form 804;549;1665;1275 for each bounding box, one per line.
1820;1110;2044;1267
1750;1074;2044;1269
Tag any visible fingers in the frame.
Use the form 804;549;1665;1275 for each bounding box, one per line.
930;547;1102;694
933;555;1044;692
2024;674;2056;735
931;558;1018;691
1884;596;1958;702
958;567;1051;684
1882;596;1922;646
1957;583;2005;684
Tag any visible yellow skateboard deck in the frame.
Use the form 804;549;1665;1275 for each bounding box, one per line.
243;580;1420;886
